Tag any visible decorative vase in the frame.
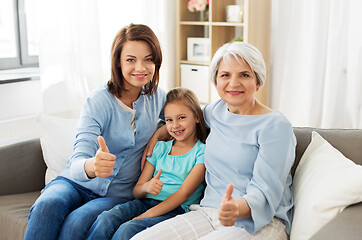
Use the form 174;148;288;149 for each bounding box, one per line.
200;9;209;21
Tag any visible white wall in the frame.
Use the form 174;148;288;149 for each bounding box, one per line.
0;78;42;145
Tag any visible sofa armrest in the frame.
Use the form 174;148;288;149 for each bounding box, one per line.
310;202;362;240
0;139;46;196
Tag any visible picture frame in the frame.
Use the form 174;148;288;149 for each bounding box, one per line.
187;38;210;62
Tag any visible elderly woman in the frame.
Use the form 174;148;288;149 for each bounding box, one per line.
134;42;296;240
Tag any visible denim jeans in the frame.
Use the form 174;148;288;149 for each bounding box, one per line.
86;198;185;240
24;176;129;240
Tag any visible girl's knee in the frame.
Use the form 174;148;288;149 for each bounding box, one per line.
113;220;142;240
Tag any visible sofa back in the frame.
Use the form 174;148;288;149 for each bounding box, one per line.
0;139;46;196
1;128;361;196
292;127;362;176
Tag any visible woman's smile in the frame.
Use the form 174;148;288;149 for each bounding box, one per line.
227;90;244;96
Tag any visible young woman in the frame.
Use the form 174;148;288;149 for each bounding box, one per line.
134;42;296;240
24;24;166;240
86;88;207;240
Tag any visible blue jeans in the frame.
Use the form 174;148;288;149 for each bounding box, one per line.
24;176;129;240
86;198;185;240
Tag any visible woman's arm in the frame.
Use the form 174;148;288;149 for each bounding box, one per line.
133;164;206;219
133;161;163;198
141;125;170;170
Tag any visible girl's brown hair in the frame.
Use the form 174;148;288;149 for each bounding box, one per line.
164;88;207;143
108;24;162;97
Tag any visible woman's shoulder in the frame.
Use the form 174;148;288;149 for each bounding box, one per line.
87;83;113;103
145;87;166;101
258;111;295;140
265;111;292;125
203;99;226;117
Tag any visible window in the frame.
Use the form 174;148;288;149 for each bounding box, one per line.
0;0;39;70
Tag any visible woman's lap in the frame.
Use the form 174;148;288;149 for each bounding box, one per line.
198;218;287;240
25;177;128;240
131;205;288;240
131;205;215;240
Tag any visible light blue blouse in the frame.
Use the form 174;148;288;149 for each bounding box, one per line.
59;84;166;199
200;99;296;234
146;140;206;212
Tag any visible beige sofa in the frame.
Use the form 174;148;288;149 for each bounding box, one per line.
0;127;361;240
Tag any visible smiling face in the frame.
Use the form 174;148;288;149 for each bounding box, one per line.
164;101;199;144
120;40;155;93
216;56;260;114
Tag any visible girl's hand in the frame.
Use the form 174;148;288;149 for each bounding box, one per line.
218;184;239;226
143;169;163;195
133;211;152;220
92;136;116;178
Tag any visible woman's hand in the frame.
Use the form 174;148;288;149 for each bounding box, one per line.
85;136;116;178
141;125;170;170
143;169;163;195
218;184;252;226
218;184;239;226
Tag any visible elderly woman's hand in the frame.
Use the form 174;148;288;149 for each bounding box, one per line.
218;184;252;226
218;184;239;226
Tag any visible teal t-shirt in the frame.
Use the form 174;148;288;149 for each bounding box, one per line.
146;139;206;212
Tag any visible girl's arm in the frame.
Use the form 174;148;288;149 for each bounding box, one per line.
133;163;206;219
141;125;170;170
133;161;163;198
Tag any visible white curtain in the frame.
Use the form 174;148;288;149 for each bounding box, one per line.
270;0;362;128
38;0;176;118
38;0;102;118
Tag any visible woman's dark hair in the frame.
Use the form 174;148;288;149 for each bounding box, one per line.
108;23;162;97
164;88;207;143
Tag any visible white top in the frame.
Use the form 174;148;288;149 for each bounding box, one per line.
115;96;136;134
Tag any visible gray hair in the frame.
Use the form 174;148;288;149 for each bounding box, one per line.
209;42;266;88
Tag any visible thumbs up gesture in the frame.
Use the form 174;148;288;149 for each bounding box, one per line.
218;184;239;226
93;136;116;178
144;169;163;195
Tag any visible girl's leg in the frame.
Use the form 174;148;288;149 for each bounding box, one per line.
59;196;129;240
112;203;185;240
198;218;288;240
24;177;86;240
86;199;150;240
131;206;215;240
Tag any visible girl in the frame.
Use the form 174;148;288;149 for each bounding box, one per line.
86;87;207;240
24;24;166;240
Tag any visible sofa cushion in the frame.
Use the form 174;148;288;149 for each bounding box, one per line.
292;127;362;176
0;191;40;240
37;114;78;184
290;131;362;240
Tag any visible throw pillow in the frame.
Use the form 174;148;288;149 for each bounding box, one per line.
290;131;362;240
37;114;78;184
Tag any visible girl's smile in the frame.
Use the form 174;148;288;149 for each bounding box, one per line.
164;102;199;144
